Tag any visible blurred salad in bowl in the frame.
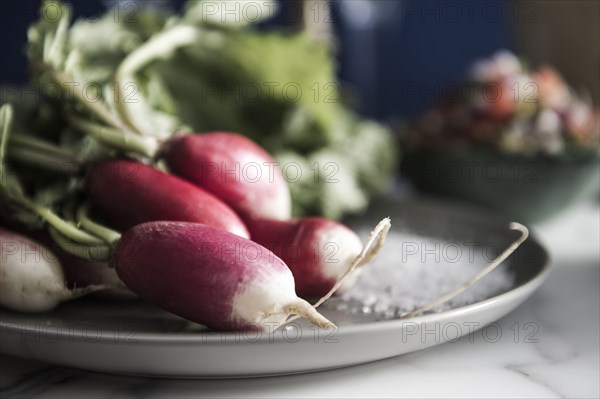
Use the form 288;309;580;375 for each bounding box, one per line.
400;51;599;221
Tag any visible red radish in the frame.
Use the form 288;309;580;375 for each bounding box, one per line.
246;217;363;299
114;221;333;331
164;133;291;220
85;159;249;238
0;228;105;312
59;251;136;301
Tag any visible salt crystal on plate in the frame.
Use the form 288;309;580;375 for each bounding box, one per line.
328;231;515;319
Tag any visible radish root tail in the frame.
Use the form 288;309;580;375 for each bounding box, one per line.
282;217;391;328
284;299;335;329
313;217;392;308
400;222;529;319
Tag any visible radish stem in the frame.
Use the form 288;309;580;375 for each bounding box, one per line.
2;107;80;173
48;227;112;261
76;201;121;245
0;104;14;182
401;222;530;318
24;200;104;244
30;61;131;133
68;115;159;157
8;146;81;173
114;25;200;135
9;134;78;160
1;104;103;246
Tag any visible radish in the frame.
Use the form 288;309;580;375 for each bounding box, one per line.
114;221;334;331
0;228;106;312
164;133;292;220
246;217;364;299
85;159;250;238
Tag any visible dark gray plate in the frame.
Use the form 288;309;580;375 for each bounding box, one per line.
0;198;550;378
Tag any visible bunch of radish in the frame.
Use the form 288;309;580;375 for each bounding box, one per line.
0;103;391;331
0;0;391;330
1;3;531;331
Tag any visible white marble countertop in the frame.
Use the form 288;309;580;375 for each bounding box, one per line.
1;201;598;398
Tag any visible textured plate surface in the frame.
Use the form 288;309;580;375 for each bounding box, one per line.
0;198;550;378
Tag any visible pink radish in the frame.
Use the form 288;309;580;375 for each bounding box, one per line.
0;228;105;312
114;221;333;331
246;217;364;299
85;159;249;238
164;133;292;220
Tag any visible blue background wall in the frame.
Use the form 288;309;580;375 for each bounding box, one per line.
0;0;512;120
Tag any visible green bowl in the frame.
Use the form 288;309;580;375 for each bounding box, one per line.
401;149;600;222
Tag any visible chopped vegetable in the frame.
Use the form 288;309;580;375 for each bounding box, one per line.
402;50;600;157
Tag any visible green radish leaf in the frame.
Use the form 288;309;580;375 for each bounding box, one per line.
0;104;45;229
22;1;398;220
